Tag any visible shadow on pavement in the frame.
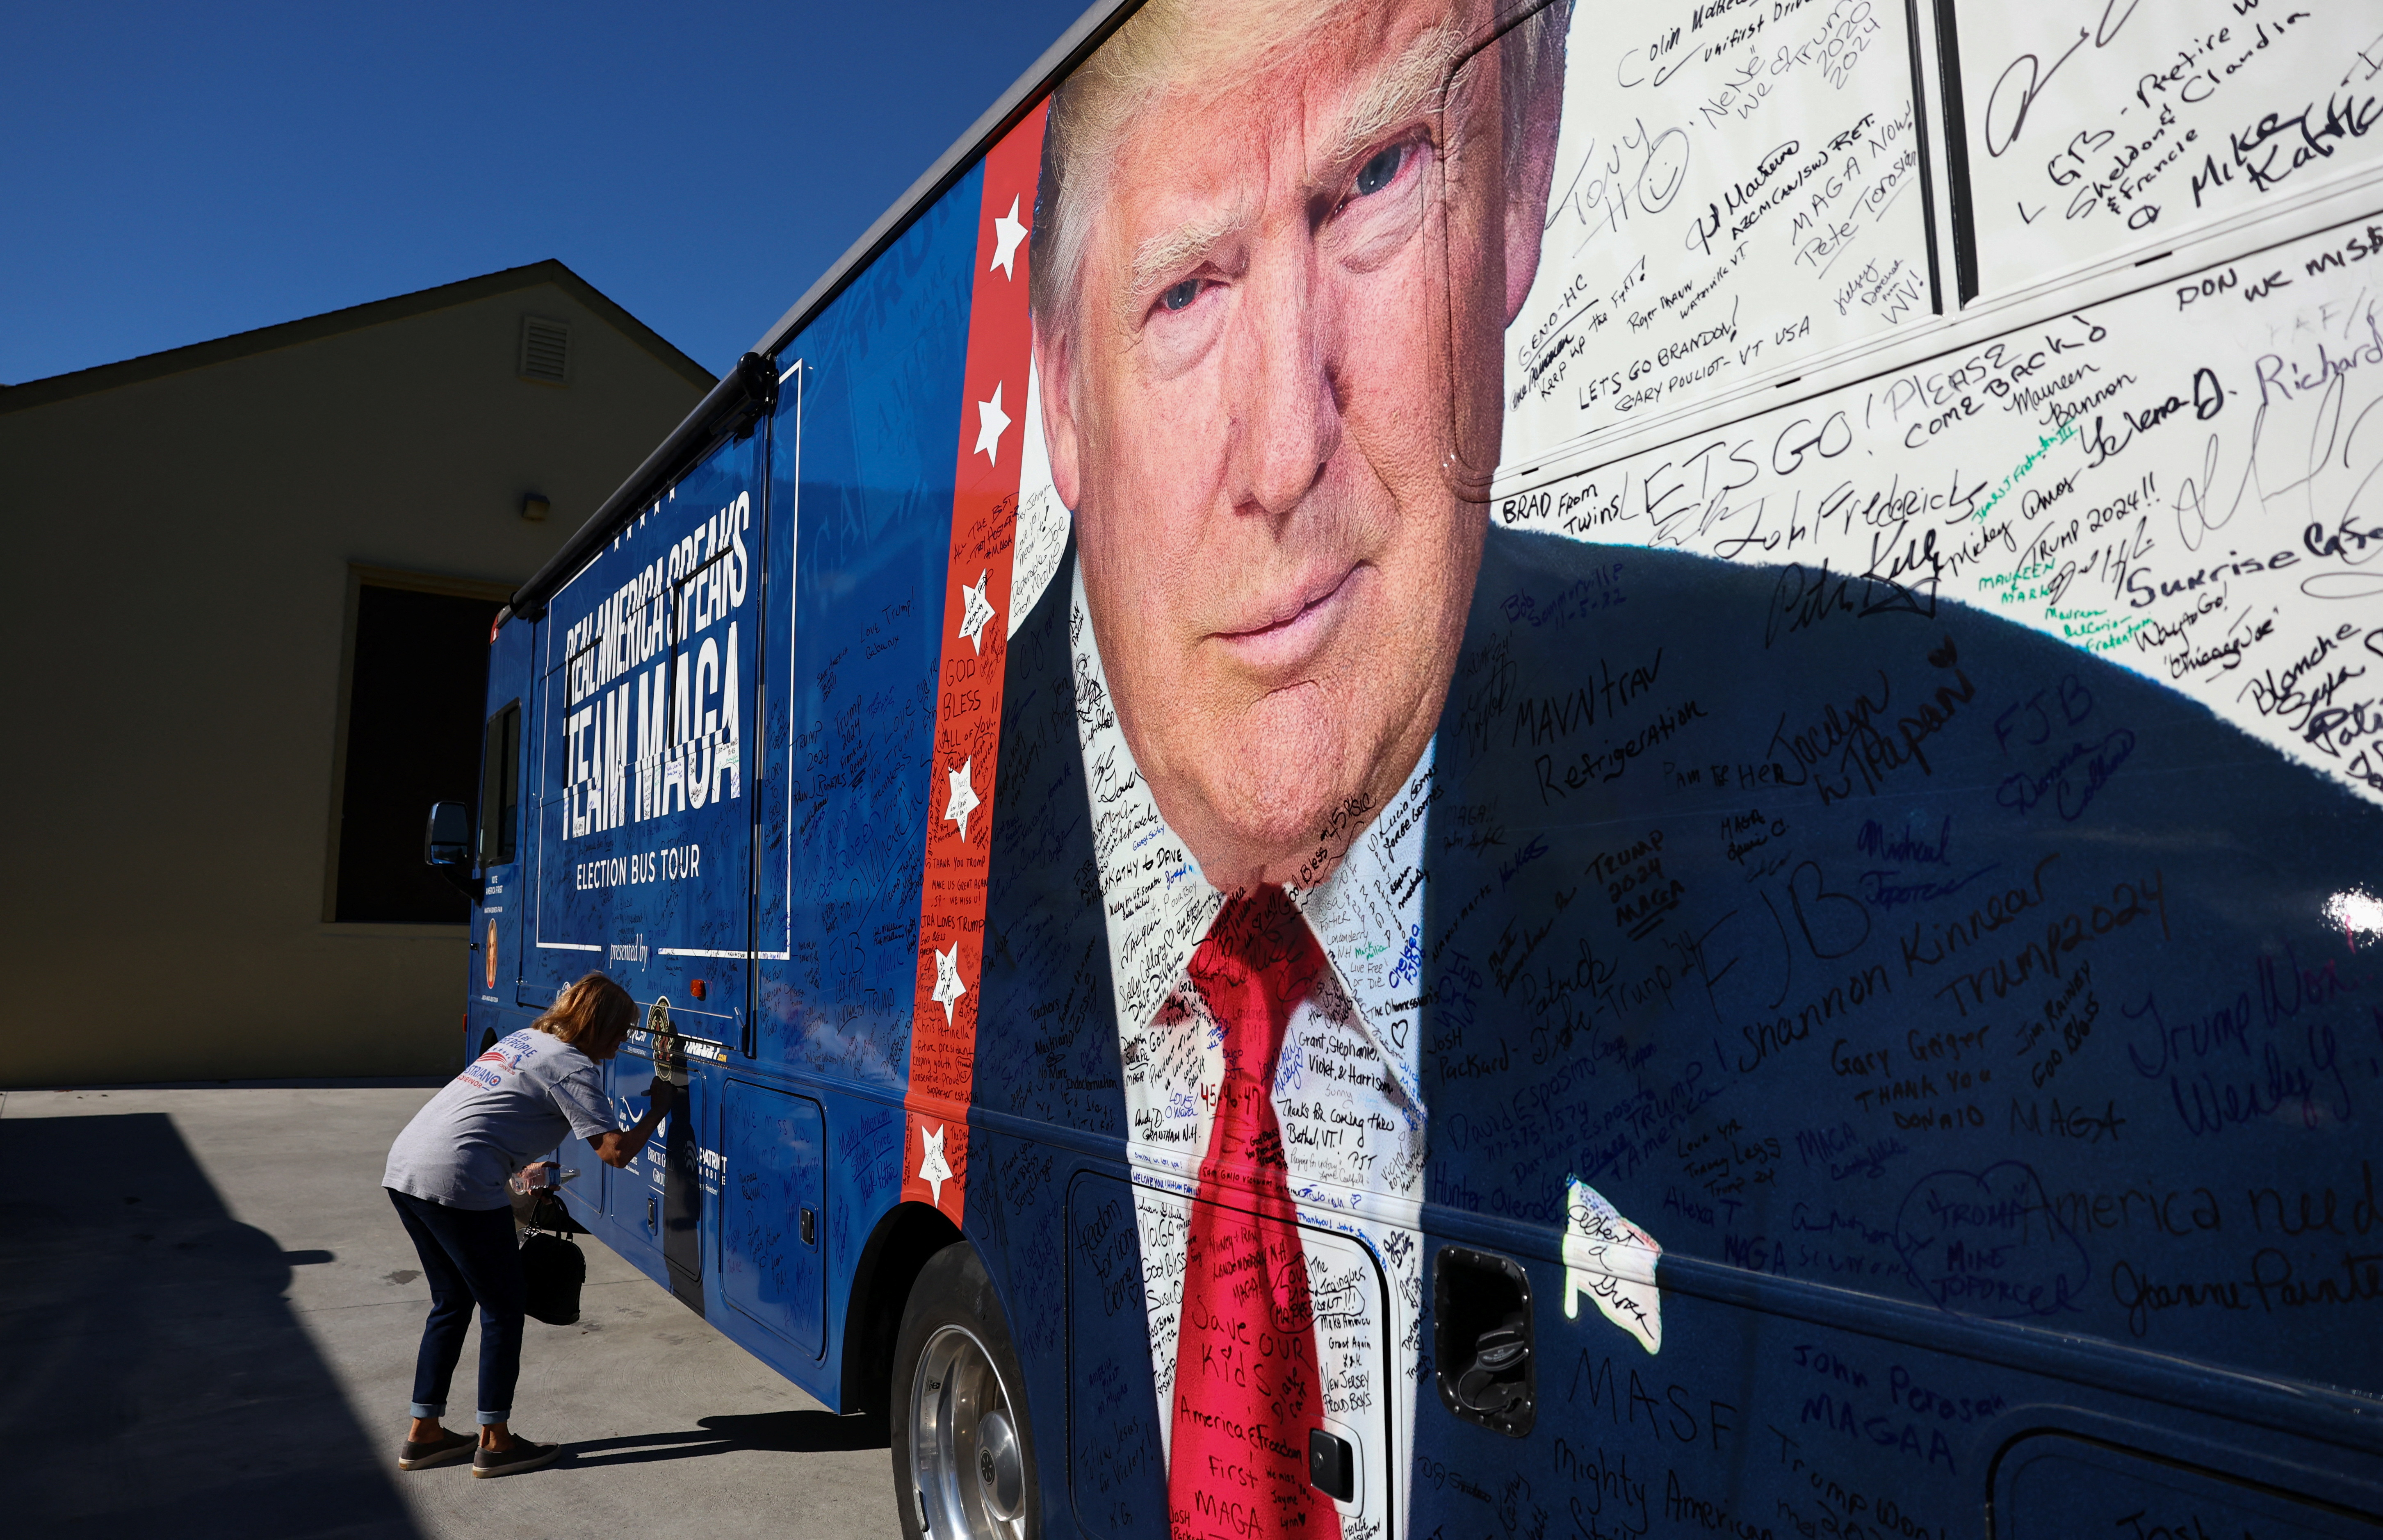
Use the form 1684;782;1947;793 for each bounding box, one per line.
566;1408;891;1467
0;1113;422;1540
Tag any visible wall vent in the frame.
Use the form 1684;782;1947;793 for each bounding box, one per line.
518;316;571;385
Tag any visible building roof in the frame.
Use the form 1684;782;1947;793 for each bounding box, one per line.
0;259;716;415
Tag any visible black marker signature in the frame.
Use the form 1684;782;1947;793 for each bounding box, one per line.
1984;1;2144;158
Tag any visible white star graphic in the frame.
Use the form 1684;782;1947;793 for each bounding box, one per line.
931;943;967;1025
957;568;997;654
974;381;1010;465
918;1124;953;1205
945;757;982;842
990;195;1028;280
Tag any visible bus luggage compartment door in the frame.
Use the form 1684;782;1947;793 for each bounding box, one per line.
659;1052;708;1315
1065;1172;1397;1539
605;1044;705;1306
603;1043;673;1284
1994;1431;2378;1539
717;1079;825;1358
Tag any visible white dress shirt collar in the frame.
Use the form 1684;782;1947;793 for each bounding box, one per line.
1069;561;1432;1109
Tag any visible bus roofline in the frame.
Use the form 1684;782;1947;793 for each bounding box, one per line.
746;0;1138;365
506;349;779;621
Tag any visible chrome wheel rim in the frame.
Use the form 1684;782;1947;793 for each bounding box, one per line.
911;1324;1026;1540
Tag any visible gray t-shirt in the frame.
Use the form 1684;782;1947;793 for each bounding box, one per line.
384;1027;615;1210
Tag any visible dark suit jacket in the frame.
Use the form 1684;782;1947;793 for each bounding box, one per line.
968;525;2380;1529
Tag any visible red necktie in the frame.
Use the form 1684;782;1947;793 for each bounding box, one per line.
1168;887;1342;1540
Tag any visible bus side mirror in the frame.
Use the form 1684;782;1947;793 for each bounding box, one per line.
424;802;484;903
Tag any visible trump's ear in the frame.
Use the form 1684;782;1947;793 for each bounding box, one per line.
1032;320;1084;511
1504;51;1567;327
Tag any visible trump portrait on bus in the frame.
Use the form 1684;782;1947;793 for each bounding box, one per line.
961;0;2383;1535
972;2;1664;1537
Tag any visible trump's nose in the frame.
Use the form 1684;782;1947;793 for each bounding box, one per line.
1224;250;1342;520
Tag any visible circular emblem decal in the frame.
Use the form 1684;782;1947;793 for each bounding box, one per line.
645;997;672;1037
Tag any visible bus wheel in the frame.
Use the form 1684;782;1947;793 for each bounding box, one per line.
891;1241;1035;1540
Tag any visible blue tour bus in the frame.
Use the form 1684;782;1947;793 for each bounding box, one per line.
430;2;2383;1535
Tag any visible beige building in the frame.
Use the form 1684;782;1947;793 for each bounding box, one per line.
0;262;711;1085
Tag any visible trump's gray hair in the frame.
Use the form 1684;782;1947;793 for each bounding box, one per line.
1027;0;1573;346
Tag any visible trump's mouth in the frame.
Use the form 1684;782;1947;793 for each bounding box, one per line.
1211;563;1364;672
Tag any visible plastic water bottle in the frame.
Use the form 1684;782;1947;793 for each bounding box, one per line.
508;1166;579;1195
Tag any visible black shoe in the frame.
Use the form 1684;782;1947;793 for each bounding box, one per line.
472;1436;562;1478
398;1430;476;1470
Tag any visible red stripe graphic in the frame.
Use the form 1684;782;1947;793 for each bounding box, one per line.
901;103;1048;1226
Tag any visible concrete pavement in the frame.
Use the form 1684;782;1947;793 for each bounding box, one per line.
0;1082;898;1540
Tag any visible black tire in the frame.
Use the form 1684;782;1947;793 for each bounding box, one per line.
891;1241;1038;1540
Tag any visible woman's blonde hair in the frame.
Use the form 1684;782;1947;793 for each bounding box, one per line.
533;971;637;1052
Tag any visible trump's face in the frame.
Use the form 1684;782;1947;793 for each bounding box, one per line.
1038;0;1553;891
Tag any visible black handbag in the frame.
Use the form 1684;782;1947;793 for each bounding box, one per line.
518;1192;585;1326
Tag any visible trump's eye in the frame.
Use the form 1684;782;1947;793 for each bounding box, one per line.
1159;278;1202;312
1354;143;1407;198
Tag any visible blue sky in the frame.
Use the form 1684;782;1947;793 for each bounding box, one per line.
0;0;1095;385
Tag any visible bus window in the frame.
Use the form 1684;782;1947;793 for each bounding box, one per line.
478;699;520;868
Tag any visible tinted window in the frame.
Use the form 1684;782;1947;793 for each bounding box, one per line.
479;700;520;866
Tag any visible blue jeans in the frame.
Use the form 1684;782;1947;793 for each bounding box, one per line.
387;1188;525;1425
